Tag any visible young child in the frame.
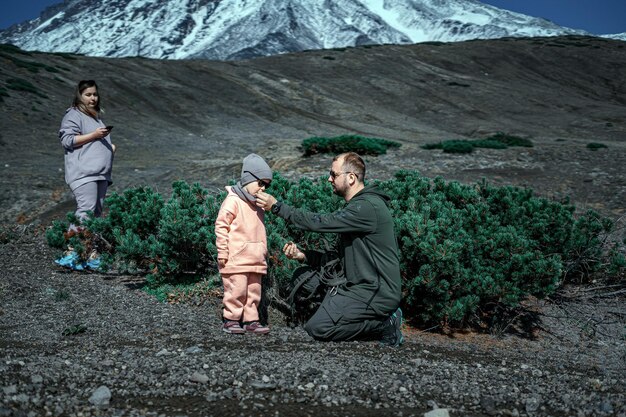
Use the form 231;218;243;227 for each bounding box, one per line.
215;154;273;334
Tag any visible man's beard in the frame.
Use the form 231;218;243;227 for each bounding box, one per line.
332;184;346;198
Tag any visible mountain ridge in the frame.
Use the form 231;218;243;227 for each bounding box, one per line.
0;0;592;60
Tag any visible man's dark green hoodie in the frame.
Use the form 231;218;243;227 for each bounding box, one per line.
273;184;402;315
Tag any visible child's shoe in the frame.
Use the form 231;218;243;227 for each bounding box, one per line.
243;321;270;334
222;320;245;334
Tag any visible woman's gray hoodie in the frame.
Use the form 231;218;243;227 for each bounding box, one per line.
59;107;114;191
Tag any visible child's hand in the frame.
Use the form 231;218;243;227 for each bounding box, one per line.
218;258;227;269
283;242;305;261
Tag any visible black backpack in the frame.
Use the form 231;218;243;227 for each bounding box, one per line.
286;251;346;324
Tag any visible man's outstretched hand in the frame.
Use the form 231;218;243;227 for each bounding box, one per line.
256;190;277;211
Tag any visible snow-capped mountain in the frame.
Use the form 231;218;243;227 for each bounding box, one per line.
0;0;589;60
601;32;626;41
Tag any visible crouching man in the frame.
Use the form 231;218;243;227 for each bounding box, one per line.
256;152;403;346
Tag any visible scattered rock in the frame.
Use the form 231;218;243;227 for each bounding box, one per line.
424;409;450;417
88;386;111;406
189;372;209;384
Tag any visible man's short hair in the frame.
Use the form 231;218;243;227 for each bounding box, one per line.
334;152;365;181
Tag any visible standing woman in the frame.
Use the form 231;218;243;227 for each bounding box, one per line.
56;80;115;268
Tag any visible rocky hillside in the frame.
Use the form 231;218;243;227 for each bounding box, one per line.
0;35;625;224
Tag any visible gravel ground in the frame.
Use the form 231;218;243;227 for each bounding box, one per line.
1;229;624;417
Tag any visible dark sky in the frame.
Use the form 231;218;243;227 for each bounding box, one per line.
1;0;625;34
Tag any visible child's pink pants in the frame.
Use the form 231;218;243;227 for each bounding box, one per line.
222;272;262;322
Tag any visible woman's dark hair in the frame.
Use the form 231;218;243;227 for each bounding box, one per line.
73;79;100;117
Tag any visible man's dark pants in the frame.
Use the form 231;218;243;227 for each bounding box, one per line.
294;267;390;342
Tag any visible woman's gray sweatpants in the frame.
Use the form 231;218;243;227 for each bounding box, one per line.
73;180;108;221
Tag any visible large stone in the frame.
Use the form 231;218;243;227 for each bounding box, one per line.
88;386;111;406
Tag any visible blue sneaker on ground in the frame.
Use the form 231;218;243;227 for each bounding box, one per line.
55;251;86;271
380;307;404;347
85;255;101;270
55;251;79;268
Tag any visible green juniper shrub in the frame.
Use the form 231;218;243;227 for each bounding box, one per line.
441;140;474;154
447;81;470;87
486;132;533;147
144;180;223;287
470;139;508;149
420;142;443;150
420;140;475;153
87;186;166;273
46;171;623;331
560;209;614;283
607;244;626;280
46;212;92;262
379;171;620;327
302;135;401;156
62;323;87;336
586;142;608;151
422;133;533;153
46;215;73;251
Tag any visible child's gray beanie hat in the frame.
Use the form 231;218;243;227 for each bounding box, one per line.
241;154;272;186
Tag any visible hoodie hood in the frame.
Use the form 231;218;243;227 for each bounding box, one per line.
352;184;391;206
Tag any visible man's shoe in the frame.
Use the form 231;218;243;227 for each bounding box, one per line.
243;321;270;334
380;307;404;347
222;320;245;334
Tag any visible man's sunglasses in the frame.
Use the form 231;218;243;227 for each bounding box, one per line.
329;170;354;179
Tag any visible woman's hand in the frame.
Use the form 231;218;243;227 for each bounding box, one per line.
73;127;111;147
218;258;227;269
283;242;305;262
93;127;110;139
